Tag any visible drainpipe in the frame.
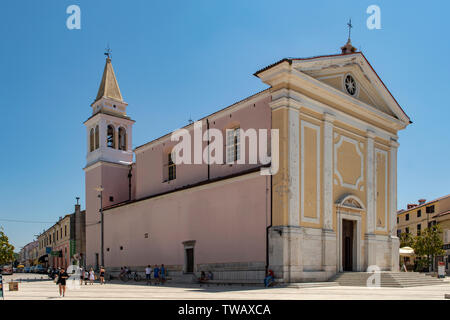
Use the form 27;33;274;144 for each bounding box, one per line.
206;119;210;181
128;165;132;201
337;203;342;273
265;175;272;277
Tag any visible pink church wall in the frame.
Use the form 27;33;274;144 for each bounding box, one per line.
86;92;272;270
85;163;132;267
85;165;101;267
102;173;270;268
134;94;272;200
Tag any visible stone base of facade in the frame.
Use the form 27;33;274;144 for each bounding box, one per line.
268;225;399;283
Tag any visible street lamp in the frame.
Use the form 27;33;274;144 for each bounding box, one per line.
95;186;105;269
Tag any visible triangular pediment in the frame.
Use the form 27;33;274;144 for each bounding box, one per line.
290;53;410;124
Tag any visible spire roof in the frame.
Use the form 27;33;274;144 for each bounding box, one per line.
94;58;123;104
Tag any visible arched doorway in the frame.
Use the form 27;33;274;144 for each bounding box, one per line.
336;195;365;272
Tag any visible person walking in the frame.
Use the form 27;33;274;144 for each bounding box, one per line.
160;264;166;285
89;268;95;285
56;267;69;297
79;267;84;286
145;265;152;285
99;266;106;284
84;267;89;285
153;264;160;285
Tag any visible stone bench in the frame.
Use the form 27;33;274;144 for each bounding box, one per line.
196;279;264;286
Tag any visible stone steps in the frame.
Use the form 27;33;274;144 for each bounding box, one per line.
332;272;445;287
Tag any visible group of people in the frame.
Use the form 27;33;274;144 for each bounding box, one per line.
197;270;214;283
144;264;167;285
53;266;105;298
79;266;106;285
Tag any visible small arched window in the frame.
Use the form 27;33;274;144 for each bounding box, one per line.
95;125;99;149
107;125;115;148
118;127;127;151
89;128;95;152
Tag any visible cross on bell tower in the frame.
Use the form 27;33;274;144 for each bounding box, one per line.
347;19;353;41
104;44;112;60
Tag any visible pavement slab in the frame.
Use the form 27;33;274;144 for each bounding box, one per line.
2;274;450;300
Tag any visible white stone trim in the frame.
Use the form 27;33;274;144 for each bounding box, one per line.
389;139;398;236
375;148;388;232
273;89;398;142
337;194;366;210
366;130;375;233
323;113;335;230
334;135;364;190
288;107;300;226
300;120;321;224
337;208;362;272
288;53;410;124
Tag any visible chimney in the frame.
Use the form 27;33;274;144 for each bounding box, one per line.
74;197;83;266
418;199;426;205
75;197;81;214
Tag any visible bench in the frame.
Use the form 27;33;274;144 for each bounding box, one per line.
196;279;264;287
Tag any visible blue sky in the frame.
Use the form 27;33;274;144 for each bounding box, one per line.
1;0;449;250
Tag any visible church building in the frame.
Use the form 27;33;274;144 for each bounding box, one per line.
83;39;410;283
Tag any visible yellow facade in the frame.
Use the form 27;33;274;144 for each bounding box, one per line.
256;51;410;281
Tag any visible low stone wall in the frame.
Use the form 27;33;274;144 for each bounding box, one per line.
104;261;266;283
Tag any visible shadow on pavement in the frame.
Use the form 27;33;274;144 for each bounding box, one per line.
100;279;269;292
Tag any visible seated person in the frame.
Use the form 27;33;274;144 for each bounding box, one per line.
207;271;213;280
264;269;275;287
199;271;207;282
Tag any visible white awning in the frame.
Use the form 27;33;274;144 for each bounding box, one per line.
399;247;415;257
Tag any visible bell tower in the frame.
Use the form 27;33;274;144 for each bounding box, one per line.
83;55;135;268
85;56;134;166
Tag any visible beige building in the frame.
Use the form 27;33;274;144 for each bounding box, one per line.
37;202;86;268
397;194;450;272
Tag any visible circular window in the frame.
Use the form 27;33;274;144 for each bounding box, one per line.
344;74;357;96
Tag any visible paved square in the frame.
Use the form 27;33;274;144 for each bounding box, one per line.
2;274;450;300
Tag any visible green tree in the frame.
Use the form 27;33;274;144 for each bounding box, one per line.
0;227;15;265
399;232;415;248
413;225;445;271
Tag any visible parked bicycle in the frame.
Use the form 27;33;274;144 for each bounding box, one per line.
119;270;142;282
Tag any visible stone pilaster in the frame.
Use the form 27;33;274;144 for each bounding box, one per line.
287;106;300;226
322;113;337;275
268;226;303;282
366;129;376;234
323;113;335;230
268;91;302;283
389;138;400;271
365;129;377;268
